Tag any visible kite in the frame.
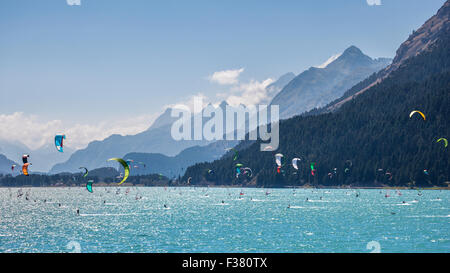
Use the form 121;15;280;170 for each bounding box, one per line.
292;158;301;170
22;163;31;176
385;172;393;181
55;134;66;152
275;154;284;167
242;167;252;178
225;148;239;161
409;110;426;120
310;162;316;176
79;167;88;178
86;180;94;193
107;158;130;185
437;138;448;148
236;163;243;177
263;146;274;151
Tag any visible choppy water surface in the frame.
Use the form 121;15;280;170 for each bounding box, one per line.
0;187;448;253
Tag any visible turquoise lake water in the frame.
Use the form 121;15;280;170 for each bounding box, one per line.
0;187;448;253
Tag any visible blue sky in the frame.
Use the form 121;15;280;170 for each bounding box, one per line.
0;0;446;149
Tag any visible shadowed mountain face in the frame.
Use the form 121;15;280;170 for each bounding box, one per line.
270;46;391;120
265;72;296;102
389;0;450;74
0;154;19;175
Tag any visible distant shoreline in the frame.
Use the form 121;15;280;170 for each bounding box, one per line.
1;185;448;190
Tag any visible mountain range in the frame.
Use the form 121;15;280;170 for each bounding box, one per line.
182;1;450;187
46;47;389;175
270;46;391;120
46;70;299;175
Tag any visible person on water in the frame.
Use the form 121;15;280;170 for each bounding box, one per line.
76;209;79;215
287;204;290;209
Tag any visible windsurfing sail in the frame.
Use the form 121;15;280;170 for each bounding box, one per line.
54;134;66;152
107;158;130;185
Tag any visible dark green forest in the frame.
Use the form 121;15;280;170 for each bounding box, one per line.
0;169;170;187
182;35;450;188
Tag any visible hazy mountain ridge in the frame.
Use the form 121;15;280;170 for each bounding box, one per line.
324;1;450;112
0;139;74;173
270;46;391;119
0;154;19;175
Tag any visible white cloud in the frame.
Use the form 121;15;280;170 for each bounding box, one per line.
67;0;81;6
209;68;244;85
366;0;381;6
0;112;158;150
218;78;275;107
315;53;342;69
